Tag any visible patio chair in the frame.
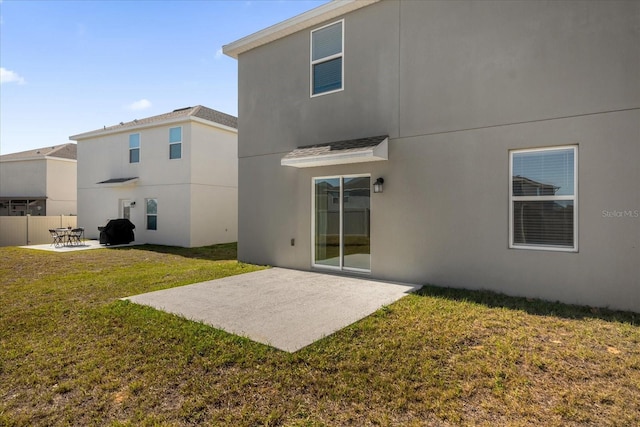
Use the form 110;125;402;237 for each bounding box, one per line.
49;229;64;247
69;228;84;246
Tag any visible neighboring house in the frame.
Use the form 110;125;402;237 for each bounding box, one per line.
0;143;77;216
223;0;639;312
70;106;238;248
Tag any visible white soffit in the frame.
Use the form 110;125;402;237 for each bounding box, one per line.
223;0;380;59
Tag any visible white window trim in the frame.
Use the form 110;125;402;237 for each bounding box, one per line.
146;198;158;231
311;173;371;273
509;145;578;252
310;19;344;98
129;133;141;163
169;126;182;160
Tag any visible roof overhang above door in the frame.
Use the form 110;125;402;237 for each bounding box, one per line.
281;135;388;168
96;177;139;186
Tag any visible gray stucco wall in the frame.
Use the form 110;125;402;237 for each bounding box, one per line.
238;0;400;158
236;0;640;311
399;0;639;136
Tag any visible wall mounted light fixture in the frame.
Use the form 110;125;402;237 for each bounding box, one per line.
130;201;136;207
373;177;384;193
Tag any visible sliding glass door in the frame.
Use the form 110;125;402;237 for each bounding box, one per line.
343;176;371;270
314;178;341;267
313;175;370;272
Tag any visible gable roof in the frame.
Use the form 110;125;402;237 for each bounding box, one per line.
223;0;379;59
102;105;237;131
70;105;237;140
0;143;77;162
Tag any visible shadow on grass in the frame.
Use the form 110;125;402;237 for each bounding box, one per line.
111;242;238;262
416;284;639;325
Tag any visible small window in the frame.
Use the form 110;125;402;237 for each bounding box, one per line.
169;127;182;159
510;146;577;251
311;20;343;96
129;134;140;163
146;198;157;230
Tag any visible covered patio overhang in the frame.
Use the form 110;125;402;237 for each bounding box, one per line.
281;135;388;168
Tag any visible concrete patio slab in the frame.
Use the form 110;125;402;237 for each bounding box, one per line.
21;240;137;252
124;268;420;352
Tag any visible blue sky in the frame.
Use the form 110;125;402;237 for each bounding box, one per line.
0;0;327;154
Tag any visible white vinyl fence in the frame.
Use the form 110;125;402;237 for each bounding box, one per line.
0;215;78;247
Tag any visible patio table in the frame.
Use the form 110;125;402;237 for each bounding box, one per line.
54;228;85;246
55;228;72;246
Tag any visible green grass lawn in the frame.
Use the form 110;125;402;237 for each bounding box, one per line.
0;243;638;426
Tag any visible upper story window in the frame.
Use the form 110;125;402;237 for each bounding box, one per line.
169;127;182;159
509;145;578;252
129;133;140;163
311;20;343;97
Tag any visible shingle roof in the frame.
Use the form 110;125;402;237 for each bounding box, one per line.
97;177;139;184
0;143;77;161
191;106;238;129
101;105;237;132
282;135;388;160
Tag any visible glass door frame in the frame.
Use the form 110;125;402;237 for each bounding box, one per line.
311;173;371;274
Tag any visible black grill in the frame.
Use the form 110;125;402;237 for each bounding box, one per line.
99;219;135;245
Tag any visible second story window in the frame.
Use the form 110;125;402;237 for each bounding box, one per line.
129;133;140;163
311;20;343;97
169;127;182;159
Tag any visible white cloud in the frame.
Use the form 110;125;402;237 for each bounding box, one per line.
214;48;223;59
1;68;26;85
126;99;152;111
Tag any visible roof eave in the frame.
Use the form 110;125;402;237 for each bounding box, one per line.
0;156;45;163
190;116;238;133
222;0;380;59
0;155;75;163
70;115;236;141
69;116;191;141
43;156;77;163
